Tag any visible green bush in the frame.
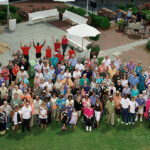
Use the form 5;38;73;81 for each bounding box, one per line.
87;44;93;50
117;18;124;26
146;13;150;21
91;45;100;53
10;13;22;23
100;17;110;30
1;5;19;13
89;13;110;29
142;10;150;20
98;57;104;65
56;6;67;13
146;40;150;50
89;34;100;41
118;4;126;10
127;3;135;9
0;11;7;20
67;6;86;16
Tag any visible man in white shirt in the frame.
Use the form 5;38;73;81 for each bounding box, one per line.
12;85;23;98
129;97;138;125
75;60;84;72
102;55;111;67
120;94;130;125
114;56;121;70
21;101;32;132
73;67;81;79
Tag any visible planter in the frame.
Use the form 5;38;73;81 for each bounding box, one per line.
9;19;16;32
85;16;91;25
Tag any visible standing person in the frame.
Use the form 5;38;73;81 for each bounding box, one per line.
61;35;68;56
20;42;31;62
61;108;69;131
129;97;138;125
68;47;76;59
136;9;142;22
120;94;130;125
51;93;57;120
69;108;78;130
45;98;52;124
45;46;52;61
105;96;115;126
21;101;32;133
1;66;10;87
33;39;46;59
136;94;145;122
0;106;7;135
11;104;21;131
113;91;122;122
94;96;103;128
56;51;64;64
74;96;83;118
39;102;48;128
52;36;61;53
2;101;12;130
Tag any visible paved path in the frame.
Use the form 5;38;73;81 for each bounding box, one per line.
98;38;149;60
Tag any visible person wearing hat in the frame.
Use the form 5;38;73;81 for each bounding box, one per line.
0;106;7;135
56;94;66;122
84;102;94;131
94;96;103;128
105;96;115;126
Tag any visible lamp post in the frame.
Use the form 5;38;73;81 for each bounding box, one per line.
85;0;89;16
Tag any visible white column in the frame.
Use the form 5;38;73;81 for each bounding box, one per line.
86;0;89;16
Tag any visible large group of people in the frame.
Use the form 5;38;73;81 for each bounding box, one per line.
0;36;150;135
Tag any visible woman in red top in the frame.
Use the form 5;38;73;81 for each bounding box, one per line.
61;35;68;56
45;46;52;60
52;36;61;53
33;40;46;59
12;63;19;81
68;47;76;59
20;42;31;62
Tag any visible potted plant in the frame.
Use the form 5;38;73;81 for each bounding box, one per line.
117;18;124;32
56;6;66;21
87;44;100;58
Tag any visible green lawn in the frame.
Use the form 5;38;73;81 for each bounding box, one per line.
0;118;150;150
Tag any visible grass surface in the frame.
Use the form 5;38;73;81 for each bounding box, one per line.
0;118;150;150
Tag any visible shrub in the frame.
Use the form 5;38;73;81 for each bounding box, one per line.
89;34;100;41
91;45;100;53
118;4;126;10
142;10;150;20
117;18;124;26
100;17;110;30
10;13;22;23
56;6;66;13
98;57;104;65
146;13;150;21
127;3;135;9
87;44;93;50
1;5;19;13
0;11;7;20
67;6;86;16
146;40;150;50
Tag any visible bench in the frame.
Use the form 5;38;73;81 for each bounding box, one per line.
63;10;88;25
28;9;59;24
66;33;92;51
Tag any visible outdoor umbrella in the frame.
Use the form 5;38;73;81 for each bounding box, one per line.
53;0;75;2
67;24;100;50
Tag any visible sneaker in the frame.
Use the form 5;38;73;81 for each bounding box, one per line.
135;117;138;121
128;122;131;125
89;126;92;132
132;122;135;125
117;118;120;122
140;117;142;122
121;122;125;124
86;126;89;131
6;128;9;130
126;123;128;126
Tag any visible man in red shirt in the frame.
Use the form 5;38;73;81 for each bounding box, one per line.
56;51;64;64
61;35;68;56
52;36;61;53
20;42;31;62
45;46;52;61
68;47;76;59
33;40;46;59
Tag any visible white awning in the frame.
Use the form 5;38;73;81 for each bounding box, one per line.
0;0;8;5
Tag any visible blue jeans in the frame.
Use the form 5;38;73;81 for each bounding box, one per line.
122;108;128;123
129;113;135;123
6;115;10;128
